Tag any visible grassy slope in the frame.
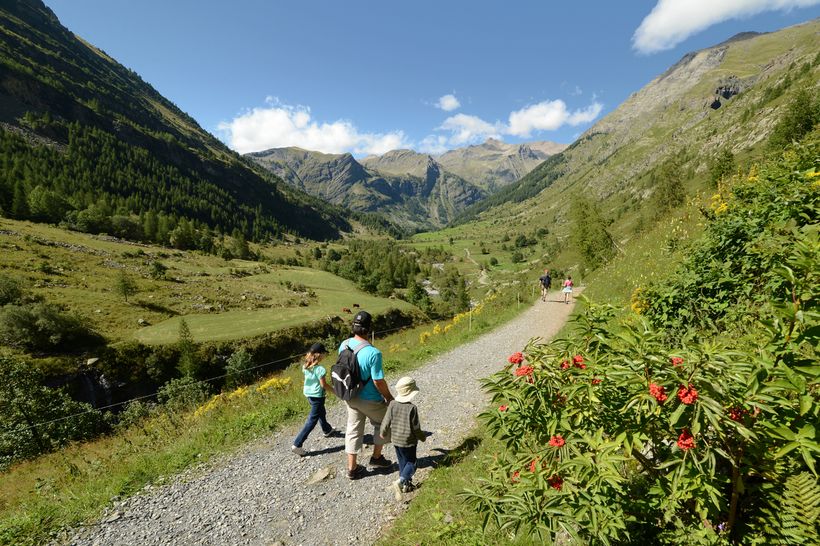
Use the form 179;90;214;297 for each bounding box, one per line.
0;218;413;359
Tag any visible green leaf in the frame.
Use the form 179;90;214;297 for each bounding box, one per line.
669;403;686;427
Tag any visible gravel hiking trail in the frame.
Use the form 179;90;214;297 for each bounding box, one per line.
65;291;580;546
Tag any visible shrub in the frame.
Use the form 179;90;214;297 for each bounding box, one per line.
0;274;23;305
156;376;208;412
465;131;820;545
0;302;103;352
224;349;255;389
0;356;106;467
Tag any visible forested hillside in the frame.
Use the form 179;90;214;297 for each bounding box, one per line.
0;0;352;244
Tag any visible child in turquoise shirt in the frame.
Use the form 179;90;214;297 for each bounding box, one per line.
292;343;335;456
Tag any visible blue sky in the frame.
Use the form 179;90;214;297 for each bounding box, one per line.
45;0;820;156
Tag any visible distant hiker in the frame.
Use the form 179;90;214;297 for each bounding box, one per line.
380;376;426;499
336;311;394;480
538;269;552;302
562;275;573;304
291;343;336;456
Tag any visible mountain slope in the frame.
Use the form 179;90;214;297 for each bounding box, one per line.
249;147;486;229
454;19;820;239
437;138;566;191
0;0;350;241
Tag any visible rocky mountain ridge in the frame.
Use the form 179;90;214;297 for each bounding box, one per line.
249;138;565;229
248;147;485;230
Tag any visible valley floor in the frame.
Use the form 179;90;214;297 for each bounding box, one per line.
63;291;579;546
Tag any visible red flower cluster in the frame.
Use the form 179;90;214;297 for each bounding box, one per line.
560;360;570;370
677;429;695;450
508;352;524;364
670;356;684;367
728;406;747;422
591;378;602;385
649;383;667;403
499;405;509;412
549;434;565;447
511;470;520;483
548;474;563;490
572;354;586;369
529;458;539;473
514;365;534;379
677;384;698;405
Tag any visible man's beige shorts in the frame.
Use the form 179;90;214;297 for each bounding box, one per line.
345;398;389;455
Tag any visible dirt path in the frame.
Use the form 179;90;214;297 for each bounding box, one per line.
66;291;580;546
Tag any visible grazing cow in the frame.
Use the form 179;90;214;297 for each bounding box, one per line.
342;307;352;314
352;303;360;308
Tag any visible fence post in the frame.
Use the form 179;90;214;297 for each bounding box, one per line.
517;292;520;309
371;331;375;344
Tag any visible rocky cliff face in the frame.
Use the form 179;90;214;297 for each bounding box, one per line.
437;138;566;191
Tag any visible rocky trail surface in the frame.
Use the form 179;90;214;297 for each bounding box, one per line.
65;292;580;546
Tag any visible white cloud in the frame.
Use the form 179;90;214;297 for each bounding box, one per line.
417;135;451;155
633;0;820;54
217;98;408;155
438;113;504;145
429;98;604;148
435;93;461;111
506;99;604;138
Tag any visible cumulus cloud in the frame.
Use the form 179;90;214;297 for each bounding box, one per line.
438;113;504;145
633;0;820;54
428;98;603;148
435;93;461;111
217;98;408;155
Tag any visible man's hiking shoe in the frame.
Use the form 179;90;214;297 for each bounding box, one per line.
291;445;307;457
391;479;403;501
347;464;367;480
368;455;393;468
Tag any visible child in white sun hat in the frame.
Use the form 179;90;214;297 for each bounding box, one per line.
380;376;427;499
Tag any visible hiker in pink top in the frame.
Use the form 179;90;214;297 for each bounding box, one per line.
562;275;573;304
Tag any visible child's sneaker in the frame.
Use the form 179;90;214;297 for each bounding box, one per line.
401;480;416;493
323;428;337;438
391;479;403;501
291;445;307;457
347;464;367;480
368;455;393;468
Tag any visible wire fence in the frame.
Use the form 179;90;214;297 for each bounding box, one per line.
1;322;419;439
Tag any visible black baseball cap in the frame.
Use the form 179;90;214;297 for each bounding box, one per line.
352;310;372;329
309;342;327;354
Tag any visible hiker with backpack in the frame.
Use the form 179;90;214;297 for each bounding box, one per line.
291;342;336;457
538;269;552;302
332;310;394;480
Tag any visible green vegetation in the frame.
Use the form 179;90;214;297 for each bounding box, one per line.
0;281;535;546
394;130;819;545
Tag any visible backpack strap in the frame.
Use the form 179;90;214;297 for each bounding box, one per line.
349;339;372;384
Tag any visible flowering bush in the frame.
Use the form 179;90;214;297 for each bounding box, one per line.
466;135;820;545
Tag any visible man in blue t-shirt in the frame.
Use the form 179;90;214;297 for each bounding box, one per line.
340;310;395;480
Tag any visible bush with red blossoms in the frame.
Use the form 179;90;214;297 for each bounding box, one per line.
498;405;508;412
677;384;698;404
670;356;684;367
508;351;524;365
513;365;533;378
677;429;695;450
548;434;565;447
468;147;819;543
649;382;667;403
560;359;570;370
